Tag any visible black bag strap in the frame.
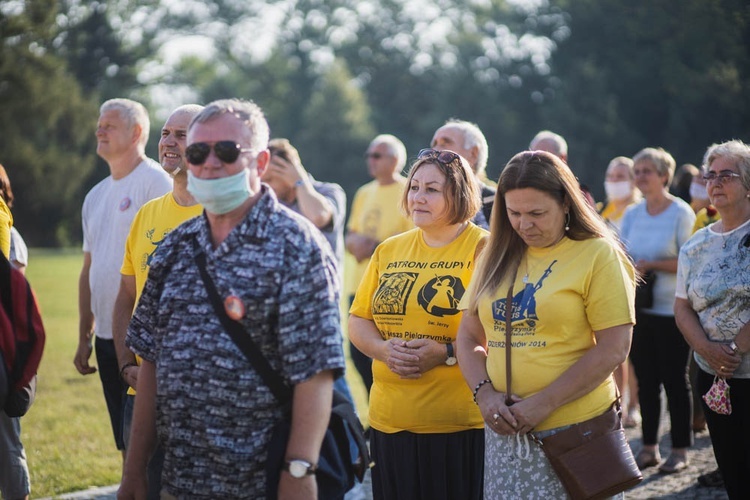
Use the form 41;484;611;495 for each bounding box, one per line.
193;248;293;405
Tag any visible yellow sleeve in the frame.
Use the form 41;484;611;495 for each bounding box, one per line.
584;244;636;331
0;198;12;259
349;246;381;320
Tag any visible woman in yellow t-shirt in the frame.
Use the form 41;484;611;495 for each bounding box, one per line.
349;149;488;500
458;151;636;498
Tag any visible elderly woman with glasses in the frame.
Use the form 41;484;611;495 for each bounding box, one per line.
674;140;750;499
457;151;636;498
620;147;696;473
349;149;488;499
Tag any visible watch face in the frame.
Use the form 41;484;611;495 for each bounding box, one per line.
288;460;312;478
446;356;458;366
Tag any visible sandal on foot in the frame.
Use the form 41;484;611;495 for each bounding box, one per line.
659;453;689;474
635;449;661;470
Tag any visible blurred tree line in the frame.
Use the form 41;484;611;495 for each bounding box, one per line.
1;0;748;246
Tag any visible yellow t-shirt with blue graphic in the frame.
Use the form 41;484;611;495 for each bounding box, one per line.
350;224;488;434
121;192;202;395
475;237;635;431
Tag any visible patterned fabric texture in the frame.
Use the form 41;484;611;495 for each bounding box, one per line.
127;188;345;498
483;429;624;500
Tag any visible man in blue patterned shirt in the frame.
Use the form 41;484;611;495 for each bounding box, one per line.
119;99;345;499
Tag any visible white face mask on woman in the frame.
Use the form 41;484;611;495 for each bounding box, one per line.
689;182;709;201
604;181;632;201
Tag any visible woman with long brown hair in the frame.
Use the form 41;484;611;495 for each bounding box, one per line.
458;151;636;498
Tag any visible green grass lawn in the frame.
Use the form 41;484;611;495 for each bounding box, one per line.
21;249;368;498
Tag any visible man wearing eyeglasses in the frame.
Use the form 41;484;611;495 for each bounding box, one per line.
120;99;344;499
431;119;495;229
112;104;204;499
345;134;413;396
74;98;172;463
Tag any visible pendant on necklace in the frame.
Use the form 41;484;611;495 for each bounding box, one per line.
522;274;529;284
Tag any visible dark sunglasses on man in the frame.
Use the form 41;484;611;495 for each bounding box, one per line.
185;141;253;165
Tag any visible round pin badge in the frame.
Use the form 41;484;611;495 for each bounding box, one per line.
119;197;132;211
224;295;245;321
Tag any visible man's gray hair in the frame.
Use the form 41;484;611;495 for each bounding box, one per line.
443;119;489;175
370;134;407;170
703;139;750;190
100;98;150;153
530;130;568;158
189;99;269;152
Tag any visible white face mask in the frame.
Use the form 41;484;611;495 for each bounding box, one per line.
187;169;251;214
689;182;709;201
604;181;632;201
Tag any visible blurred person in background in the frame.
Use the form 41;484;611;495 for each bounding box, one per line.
431;119;495;229
74;98;172;462
599;156;642;428
0;165;26;274
674;140;750;499
529;130;597;209
620;147;696;473
112;104;204;499
671;163;700;204
345;134;413;397
0;163;30;500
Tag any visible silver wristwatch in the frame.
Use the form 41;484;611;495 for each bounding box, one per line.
284;459;316;478
445;342;458;366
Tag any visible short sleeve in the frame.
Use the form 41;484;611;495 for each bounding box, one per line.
675;248;689;300
349;246;382;320
584;245;636;332
277;235;345;384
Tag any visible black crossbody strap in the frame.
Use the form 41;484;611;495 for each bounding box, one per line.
193;249;293;405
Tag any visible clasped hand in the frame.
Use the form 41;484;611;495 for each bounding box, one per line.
478;389;551;436
384;338;445;378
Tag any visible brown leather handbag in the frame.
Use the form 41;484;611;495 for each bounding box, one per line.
504;278;642;500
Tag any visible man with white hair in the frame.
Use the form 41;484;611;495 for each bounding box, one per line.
530;130;568;163
530;129;597;208
431;119;495;228
345;134;413;395
74;98;171;459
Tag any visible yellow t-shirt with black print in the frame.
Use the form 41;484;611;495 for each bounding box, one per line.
346;179;413;297
473;237;635;431
350;224;487;434
121;192;202;394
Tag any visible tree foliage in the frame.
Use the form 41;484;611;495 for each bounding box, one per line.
0;0;99;246
1;0;749;245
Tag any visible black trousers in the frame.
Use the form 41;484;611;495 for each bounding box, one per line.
95;337;127;450
370;428;484;500
697;368;750;500
629;311;693;448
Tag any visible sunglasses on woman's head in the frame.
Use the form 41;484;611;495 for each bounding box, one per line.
185;141;254;165
418;148;461;165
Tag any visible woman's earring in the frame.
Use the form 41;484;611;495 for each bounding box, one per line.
565;212;570;232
